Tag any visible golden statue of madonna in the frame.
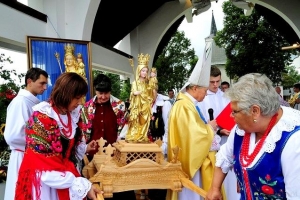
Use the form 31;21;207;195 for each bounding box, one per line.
125;53;154;143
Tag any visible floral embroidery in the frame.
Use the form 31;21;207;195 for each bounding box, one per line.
252;174;284;199
80;96;126;141
26;112;63;156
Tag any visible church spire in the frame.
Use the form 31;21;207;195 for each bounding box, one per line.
210;10;217;36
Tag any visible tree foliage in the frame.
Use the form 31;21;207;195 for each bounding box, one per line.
119;78;131;101
1;54;25;181
0;54;25;127
281;65;300;89
154;31;198;93
214;2;296;84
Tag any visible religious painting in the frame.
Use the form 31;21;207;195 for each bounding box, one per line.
26;36;93;101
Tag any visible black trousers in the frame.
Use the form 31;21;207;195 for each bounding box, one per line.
104;190;136;200
148;189;167;200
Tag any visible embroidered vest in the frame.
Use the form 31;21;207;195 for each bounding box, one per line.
233;126;300;200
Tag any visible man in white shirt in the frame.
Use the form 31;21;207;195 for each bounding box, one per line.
168;89;176;105
198;66;230;143
4;68;48;200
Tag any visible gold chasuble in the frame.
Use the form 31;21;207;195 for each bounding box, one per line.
167;92;214;200
288;92;300;108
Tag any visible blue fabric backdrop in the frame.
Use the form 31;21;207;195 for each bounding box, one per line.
30;40;91;101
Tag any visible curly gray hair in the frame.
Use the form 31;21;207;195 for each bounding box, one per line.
225;73;280;116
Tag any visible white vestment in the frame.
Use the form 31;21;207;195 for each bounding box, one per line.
4;89;40;200
161;100;172;156
198;88;240;200
178;170;203;200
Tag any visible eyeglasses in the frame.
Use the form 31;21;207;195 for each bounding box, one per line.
231;109;245;116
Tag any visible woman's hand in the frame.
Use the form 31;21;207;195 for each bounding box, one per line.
205;187;223;200
133;91;141;95
86;140;97;153
87;184;102;200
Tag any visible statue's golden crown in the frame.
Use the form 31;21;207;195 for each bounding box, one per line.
138;53;150;66
64;43;75;55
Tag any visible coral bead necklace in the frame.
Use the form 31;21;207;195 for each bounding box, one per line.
53;106;72;138
239;112;278;199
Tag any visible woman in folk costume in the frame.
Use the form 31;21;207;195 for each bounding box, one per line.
15;73;100;200
125;53;154;143
80;73;126;145
167;53;224;200
206;73;300;200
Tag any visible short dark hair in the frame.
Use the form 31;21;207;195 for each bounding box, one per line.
25;68;48;86
94;74;112;92
293;83;300;89
50;72;88;109
221;81;230;87
168;89;174;94
211;65;221;77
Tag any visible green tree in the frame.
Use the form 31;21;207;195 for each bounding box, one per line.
92;69;127;99
154;31;198;93
0;53;25;183
0;54;25;127
214;2;296;84
282;65;300;89
119;78;131;101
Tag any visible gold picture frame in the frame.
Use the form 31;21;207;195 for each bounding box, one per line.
26;36;93;100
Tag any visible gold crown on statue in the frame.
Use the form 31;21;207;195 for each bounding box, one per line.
151;67;157;73
64;43;75;55
77;53;82;58
138;53;150;66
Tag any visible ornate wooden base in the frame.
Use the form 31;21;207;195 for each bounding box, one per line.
82;138;206;198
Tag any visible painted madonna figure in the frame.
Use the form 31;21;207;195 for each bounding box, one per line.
64;44;86;79
125;53;154;143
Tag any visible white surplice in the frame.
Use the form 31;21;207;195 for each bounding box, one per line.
161;100;172;156
4;89;40;200
198;88;240;200
216;106;300;200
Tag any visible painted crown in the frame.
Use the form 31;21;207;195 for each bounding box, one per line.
138;53;150;66
64;43;75;55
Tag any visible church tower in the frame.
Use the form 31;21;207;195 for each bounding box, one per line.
210;10;217;37
205;10;230;83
